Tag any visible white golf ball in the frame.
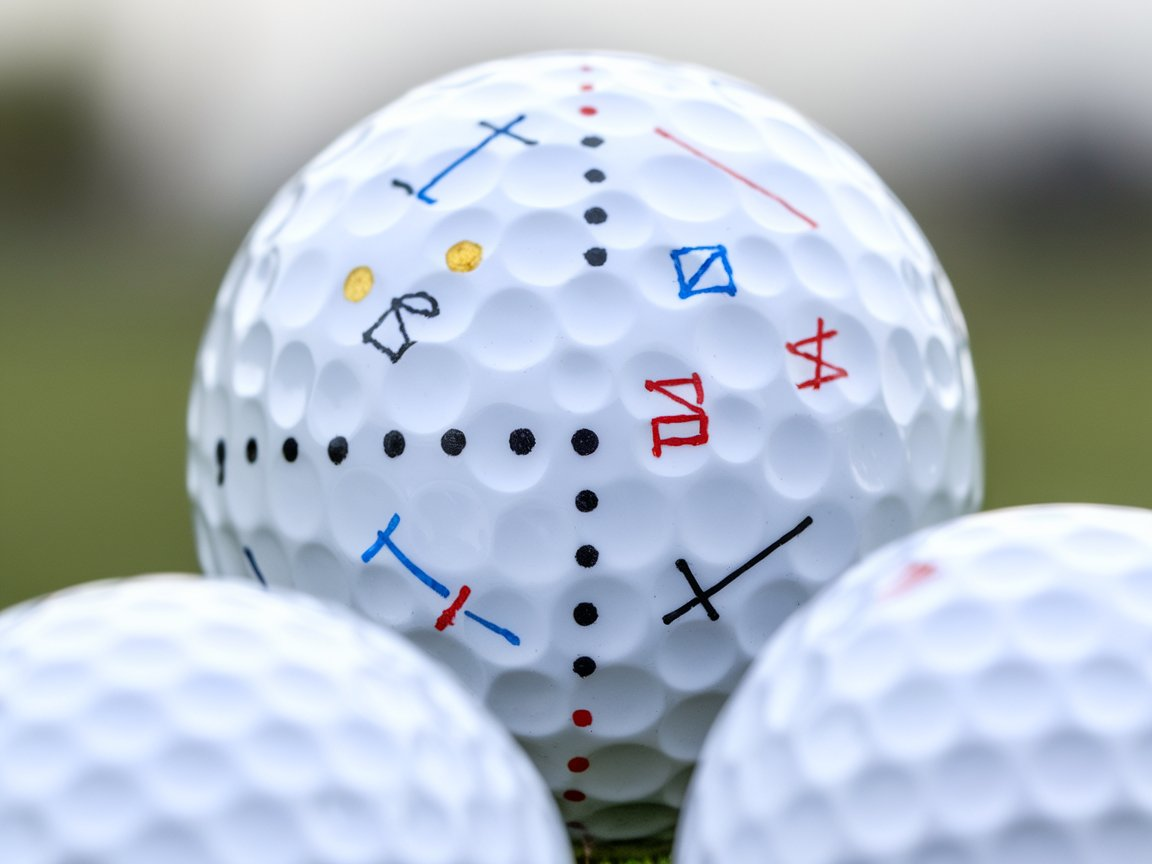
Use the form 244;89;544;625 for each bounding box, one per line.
676;504;1152;864
187;50;982;841
0;576;571;864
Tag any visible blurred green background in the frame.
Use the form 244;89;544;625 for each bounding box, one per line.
2;5;1151;606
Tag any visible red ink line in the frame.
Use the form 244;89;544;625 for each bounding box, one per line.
653;127;818;229
883;562;938;598
435;585;471;631
646;373;709;457
786;318;847;390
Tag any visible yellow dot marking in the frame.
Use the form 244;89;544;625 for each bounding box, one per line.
343;266;374;302
446;240;483;273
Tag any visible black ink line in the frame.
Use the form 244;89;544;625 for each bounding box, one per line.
662;516;813;625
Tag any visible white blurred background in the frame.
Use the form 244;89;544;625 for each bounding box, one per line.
3;0;1151;222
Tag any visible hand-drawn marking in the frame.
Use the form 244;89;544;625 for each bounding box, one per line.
362;514;521;646
654;127;818;229
446;240;482;272
242;547;268;587
670;245;737;299
215;439;226;485
786;317;848;390
362;291;440;363
394;115;537;205
882;562;938;599
645;373;709;457
343;266;374;302
662;516;814;624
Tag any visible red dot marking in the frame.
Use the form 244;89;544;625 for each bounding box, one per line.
563;789;587;802
579;106;598;116
580;83;593;92
572;709;593;727
568;756;590;773
883;562;938;599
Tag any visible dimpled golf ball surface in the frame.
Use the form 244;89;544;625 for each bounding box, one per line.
676;504;1152;864
0;577;571;864
187;51;982;840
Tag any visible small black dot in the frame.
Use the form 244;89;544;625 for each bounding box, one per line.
575;490;599;512
571;428;599;455
584;207;607;225
573;656;597;678
383;430;406;458
328;436;349;465
245;438;258;463
584;168;606;183
573;602;598;626
282;438;298;463
581;136;603;148
215;439;226;485
441;428;466;456
584;247;607;267
509;428;536;455
575;545;599;568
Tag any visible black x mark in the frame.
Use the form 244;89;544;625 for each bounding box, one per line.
662;515;814;625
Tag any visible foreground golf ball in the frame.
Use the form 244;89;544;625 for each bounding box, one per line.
0;577;570;864
187;51;982;840
677;504;1152;864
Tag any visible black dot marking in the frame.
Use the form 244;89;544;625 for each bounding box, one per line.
441;428;466;456
328;436;349;465
575;490;598;512
581;136;603;148
573;656;597;678
509;428;536;455
215;439;226;485
245;438;258;464
584;168;606;183
584;207;607;225
584;248;607;267
571;428;599;456
573;602;598;626
282;438;298;463
575;545;599;568
383;430;406;458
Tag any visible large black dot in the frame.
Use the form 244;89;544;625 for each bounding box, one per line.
584;168;606;183
584;207;608;225
575;490;598;512
245;438;258;464
584;247;607;267
573;656;597;678
571;428;599;456
383;430;405;458
441;428;466;456
215;439;226;485
328;436;349;465
573;602;598;626
509;428;536;455
282;438;298;463
575;545;599;568
581;136;603;148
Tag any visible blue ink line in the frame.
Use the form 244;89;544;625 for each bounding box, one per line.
463;610;522;646
361;514;450;598
243;547;267;587
671;245;737;299
417;115;531;204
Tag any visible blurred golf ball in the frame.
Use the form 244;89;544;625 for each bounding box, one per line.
187;50;982;841
0;576;570;864
677;504;1152;864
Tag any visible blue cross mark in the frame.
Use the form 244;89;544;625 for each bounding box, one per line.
670;245;737;299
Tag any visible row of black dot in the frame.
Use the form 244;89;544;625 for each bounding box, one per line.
581;135;608;268
214;427;601;485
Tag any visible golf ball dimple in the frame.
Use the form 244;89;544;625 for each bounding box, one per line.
0;577;571;864
676;504;1152;864
187;50;983;841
